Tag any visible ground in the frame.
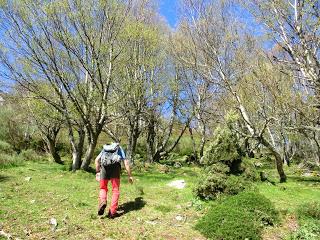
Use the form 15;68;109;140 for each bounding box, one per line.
0;162;206;240
0;162;320;240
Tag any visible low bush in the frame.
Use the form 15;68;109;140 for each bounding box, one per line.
19;149;43;161
297;201;320;220
288;201;320;240
289;221;320;240
0;153;23;168
0;140;14;154
195;191;279;240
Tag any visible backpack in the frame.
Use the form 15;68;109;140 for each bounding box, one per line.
100;143;121;166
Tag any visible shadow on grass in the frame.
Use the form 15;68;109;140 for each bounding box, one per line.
118;197;146;215
288;176;320;183
0;174;10;182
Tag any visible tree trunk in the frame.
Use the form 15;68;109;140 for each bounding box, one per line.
189;127;198;162
235;93;286;182
47;137;63;164
127;121;140;164
199;123;206;158
71;128;85;171
260;136;287;182
81;135;98;171
81;122;105;170
146;116;156;163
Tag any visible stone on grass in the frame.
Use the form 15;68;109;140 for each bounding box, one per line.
167;180;186;189
49;218;58;232
24;177;32;182
175;215;184;221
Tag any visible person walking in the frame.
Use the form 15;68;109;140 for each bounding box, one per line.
95;142;133;218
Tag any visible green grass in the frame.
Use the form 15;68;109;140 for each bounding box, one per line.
0;161;206;240
1;161;320;239
256;166;320;239
257;167;320;213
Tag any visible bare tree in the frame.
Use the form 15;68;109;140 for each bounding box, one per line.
0;0;132;171
176;0;287;181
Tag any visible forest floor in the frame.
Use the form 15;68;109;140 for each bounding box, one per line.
0;161;320;240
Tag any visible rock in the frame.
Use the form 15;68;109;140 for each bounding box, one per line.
30;200;35;204
23;229;31;236
302;172;312;177
0;230;12;239
174;162;182;168
167;180;186;189
49;218;58;232
175;215;184;221
24;177;32;182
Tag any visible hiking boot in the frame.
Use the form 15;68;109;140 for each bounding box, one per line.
98;202;106;216
107;210;121;219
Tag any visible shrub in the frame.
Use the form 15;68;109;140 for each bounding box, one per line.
289;202;320;240
297;201;320;220
19;149;42;161
195;191;279;240
0;153;23;168
194;125;259;200
289;221;320;240
201;126;244;170
224;175;249;195
194;171;228;199
0;140;14;154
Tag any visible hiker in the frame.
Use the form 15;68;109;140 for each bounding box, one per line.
95;142;133;218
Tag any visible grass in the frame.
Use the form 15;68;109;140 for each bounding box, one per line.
0;161;206;240
1;161;320;239
257;165;320;239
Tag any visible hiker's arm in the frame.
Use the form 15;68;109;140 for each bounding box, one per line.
124;159;133;184
95;154;101;173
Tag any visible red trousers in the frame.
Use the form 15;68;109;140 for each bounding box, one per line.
99;178;120;215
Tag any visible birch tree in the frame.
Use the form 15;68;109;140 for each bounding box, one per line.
0;0;132;170
177;0;287;181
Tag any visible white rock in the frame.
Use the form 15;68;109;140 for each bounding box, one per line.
167;180;186;189
24;177;32;181
175;215;184;221
49;218;58;231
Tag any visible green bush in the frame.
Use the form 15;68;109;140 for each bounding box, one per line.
201;126;244;169
0;153;23;168
224;175;249;195
289;221;320;240
196;191;279;240
288;201;320;240
194;125;259;200
297;201;320;220
194;171;228;199
0;140;14;154
19;149;42;161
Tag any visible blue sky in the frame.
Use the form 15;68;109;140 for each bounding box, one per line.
159;0;178;28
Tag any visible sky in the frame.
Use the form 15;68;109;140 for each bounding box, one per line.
159;0;178;28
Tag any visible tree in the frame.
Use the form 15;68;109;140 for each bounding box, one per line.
176;0;287;181
0;0;132;170
23;88;64;164
115;2;166;162
246;0;320;108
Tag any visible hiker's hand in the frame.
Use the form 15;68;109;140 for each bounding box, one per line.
96;172;100;182
128;176;133;184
